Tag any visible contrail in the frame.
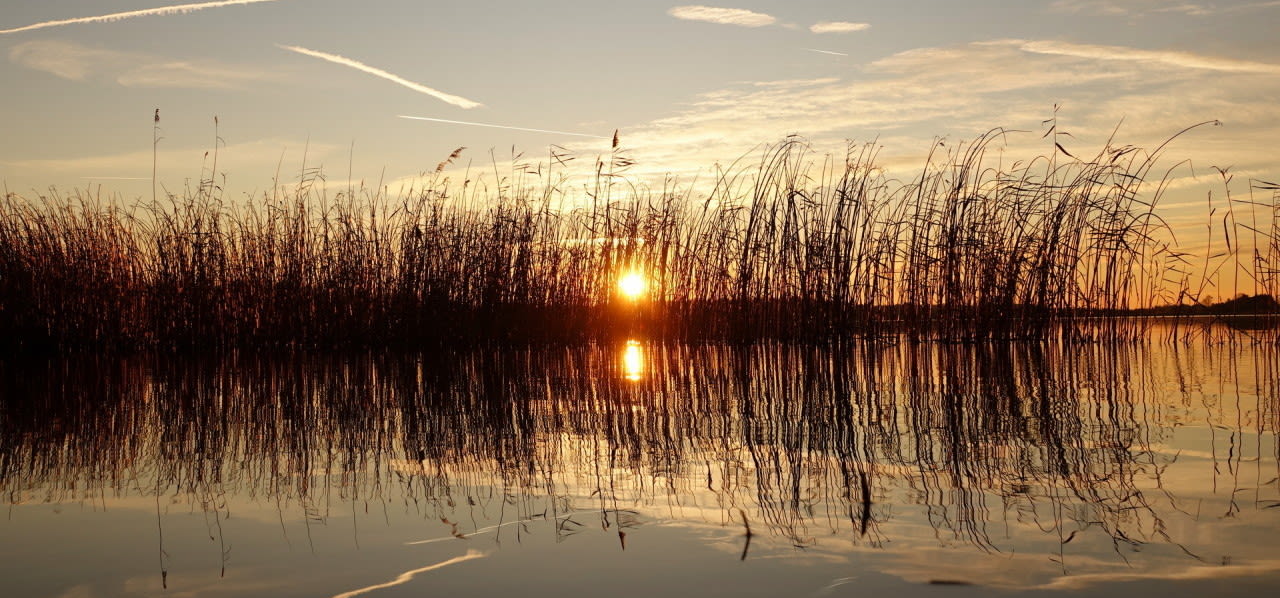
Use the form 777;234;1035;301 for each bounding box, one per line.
279;45;482;109
802;48;848;57
1;0;289;35
399;115;608;139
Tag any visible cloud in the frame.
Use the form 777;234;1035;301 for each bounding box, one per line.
1000;38;1280;74
1049;0;1280;16
0;0;290;35
277;44;482;109
667;5;777;27
1050;1;1213;15
1234;0;1280;9
399;116;608;139
384;34;1274;257
810;21;871;34
8;39;270;89
8;40;103;80
115;61;269;89
747;77;840;88
564;38;1280;196
1;137;343;183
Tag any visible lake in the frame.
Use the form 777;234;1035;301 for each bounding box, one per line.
3;326;1278;597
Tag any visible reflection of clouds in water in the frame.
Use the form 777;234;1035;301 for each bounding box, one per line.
331;550;488;598
817;519;1280;591
118;570;293;598
625;466;1280;592
5;338;1280;594
405;510;598;545
813;577;858;596
55;585;95;598
1037;559;1280;590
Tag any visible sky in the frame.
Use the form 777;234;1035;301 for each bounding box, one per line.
1;0;1278;239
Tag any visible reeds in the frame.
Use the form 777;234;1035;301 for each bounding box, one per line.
1;125;1273;349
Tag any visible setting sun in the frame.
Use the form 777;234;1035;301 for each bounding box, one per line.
618;271;646;300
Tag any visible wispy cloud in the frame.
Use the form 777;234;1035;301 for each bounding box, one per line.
1051;0;1213;15
668;5;777;27
8;40;105;80
747;77;840;88
331;551;487;598
9;39;270;89
810;21;871;34
567;38;1280;191
277;45;482;109
1050;0;1280;16
1000;39;1280;74
116;61;270;88
1;137;343;180
1232;0;1280;9
0;0;289;35
802;48;849;57
399;116;608;139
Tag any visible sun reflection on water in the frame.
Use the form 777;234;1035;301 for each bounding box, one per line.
622;340;644;382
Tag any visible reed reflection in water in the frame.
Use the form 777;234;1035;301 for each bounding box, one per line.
1;333;1279;596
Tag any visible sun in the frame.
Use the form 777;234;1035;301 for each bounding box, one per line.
618;271;646;300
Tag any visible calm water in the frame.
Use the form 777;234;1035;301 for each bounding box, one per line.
3;331;1279;597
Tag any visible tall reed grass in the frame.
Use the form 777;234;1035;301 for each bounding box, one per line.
1;124;1273;349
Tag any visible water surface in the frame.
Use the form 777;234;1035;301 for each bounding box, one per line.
2;332;1278;597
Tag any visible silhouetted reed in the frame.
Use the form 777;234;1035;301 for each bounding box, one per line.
3;125;1271;349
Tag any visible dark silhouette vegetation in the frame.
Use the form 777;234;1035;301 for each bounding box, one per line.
1137;293;1280;316
3;125;1278;350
